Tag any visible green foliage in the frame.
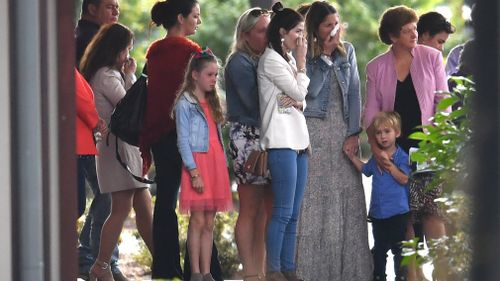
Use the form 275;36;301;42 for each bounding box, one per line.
409;77;473;188
132;234;153;270
177;209;241;278
76;0;468;91
402;78;474;280
194;0;251;61
402;192;472;280
213;211;241;277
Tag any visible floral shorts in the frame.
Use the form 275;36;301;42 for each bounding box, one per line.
409;171;444;222
229;122;270;186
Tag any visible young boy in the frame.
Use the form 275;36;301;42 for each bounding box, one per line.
346;111;411;281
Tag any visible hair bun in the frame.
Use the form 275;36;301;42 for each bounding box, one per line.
271;1;284;14
151;0;170;26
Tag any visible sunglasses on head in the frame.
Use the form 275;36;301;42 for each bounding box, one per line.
249;8;270;17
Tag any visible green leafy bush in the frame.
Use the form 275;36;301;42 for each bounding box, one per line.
403;77;474;280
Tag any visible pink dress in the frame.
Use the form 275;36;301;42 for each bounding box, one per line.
179;101;233;214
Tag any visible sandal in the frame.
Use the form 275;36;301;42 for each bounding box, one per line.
89;260;114;281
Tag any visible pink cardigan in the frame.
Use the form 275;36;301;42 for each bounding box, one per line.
362;44;448;129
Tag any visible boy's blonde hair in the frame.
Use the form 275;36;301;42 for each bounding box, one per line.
372;111;402;132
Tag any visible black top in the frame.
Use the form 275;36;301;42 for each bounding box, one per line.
75;19;100;67
394;74;422;154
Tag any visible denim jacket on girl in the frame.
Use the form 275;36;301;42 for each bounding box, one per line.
175;92;225;170
304;41;362;136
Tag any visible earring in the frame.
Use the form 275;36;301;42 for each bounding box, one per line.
280;37;285;47
313;37;317;42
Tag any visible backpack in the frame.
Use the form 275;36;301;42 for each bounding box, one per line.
109;64;154;184
109;64;148;146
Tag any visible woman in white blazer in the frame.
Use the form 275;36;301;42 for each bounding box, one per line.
256;2;309;281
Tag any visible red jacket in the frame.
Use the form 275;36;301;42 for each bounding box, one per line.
75;68;99;155
139;36;201;172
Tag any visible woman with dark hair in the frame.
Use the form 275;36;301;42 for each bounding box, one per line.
225;8;272;281
295;2;372;280
417;11;455;52
363;6;449;281
139;1;222;280
80;23;153;281
257;2;309;281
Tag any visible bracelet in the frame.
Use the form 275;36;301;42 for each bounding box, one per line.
191;173;199;179
297;67;306;73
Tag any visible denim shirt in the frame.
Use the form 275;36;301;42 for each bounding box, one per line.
175;92;225;170
225;51;260;127
304;42;362;136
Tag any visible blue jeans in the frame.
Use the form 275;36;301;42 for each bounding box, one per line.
266;149;309;272
77;156;120;274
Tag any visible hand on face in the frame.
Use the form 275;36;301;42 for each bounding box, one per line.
322;30;339;56
123;57;136;75
295;35;308;61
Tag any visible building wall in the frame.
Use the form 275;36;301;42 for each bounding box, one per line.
0;0;12;278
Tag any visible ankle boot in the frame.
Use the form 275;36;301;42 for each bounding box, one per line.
266;271;287;281
282;271;303;281
202;273;216;281
190;273;203;281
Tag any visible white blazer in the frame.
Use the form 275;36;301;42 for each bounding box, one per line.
257;47;310;150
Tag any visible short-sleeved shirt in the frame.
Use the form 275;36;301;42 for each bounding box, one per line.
363;146;411;219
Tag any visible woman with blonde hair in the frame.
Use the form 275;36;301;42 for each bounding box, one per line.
225;7;272;281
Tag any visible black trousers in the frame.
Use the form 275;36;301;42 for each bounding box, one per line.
371;213;409;281
151;131;222;280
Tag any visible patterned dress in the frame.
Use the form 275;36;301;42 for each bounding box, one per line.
296;73;373;281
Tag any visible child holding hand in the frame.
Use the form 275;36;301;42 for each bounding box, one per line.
173;49;233;281
346;111;411;281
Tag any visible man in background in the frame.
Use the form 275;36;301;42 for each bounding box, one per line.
75;1;128;280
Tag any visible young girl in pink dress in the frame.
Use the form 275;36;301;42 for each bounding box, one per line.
172;49;233;281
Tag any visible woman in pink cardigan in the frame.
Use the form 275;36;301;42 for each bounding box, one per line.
362;6;448;281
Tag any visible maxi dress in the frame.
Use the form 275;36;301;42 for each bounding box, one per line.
296;72;373;281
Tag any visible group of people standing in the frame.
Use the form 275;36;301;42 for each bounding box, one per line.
74;0;468;281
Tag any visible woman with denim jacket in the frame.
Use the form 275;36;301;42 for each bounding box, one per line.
295;2;372;281
225;8;272;281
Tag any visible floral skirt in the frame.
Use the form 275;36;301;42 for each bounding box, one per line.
228;122;270;186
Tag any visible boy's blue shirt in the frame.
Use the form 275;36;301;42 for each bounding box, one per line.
362;145;411;219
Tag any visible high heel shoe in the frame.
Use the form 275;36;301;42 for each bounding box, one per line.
89;260;114;281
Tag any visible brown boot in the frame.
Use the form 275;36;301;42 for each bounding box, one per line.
282;271;303;281
266;271;288;281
